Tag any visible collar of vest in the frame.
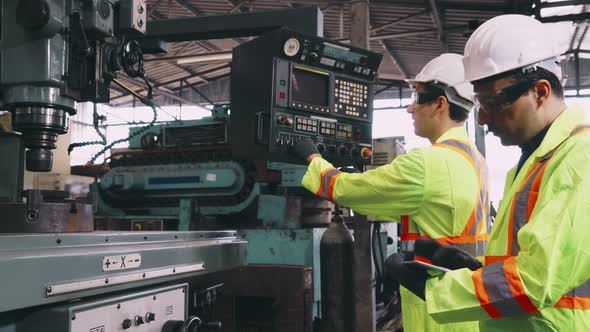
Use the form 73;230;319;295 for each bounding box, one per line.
533;104;585;160
507;104;586;183
435;126;469;144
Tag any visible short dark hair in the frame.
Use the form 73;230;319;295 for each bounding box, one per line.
474;66;564;99
424;85;469;122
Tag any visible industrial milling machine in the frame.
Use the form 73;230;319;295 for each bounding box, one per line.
0;1;246;331
94;27;384;327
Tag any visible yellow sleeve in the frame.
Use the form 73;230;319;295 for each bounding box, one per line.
301;149;426;219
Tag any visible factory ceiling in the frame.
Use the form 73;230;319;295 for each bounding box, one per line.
109;0;590;107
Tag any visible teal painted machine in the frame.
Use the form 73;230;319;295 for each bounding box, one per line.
95;111;341;316
95;111;397;318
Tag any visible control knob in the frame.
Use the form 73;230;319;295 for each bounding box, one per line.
146;312;156;322
338;146;349;157
161;317;201;332
122;319;133;330
316;143;326;153
134;315;145;326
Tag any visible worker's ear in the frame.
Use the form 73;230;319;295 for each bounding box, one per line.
432;95;448;116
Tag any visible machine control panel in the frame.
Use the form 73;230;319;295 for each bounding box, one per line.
231;28;382;166
70;284;186;331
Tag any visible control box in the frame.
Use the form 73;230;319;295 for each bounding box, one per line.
15;284;187;331
230;29;382;166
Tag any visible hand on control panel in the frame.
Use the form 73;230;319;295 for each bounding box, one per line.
292;137;321;163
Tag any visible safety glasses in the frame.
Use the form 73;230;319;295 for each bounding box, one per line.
474;80;538;113
410;90;444;105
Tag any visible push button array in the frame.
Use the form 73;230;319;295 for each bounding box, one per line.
334;79;369;118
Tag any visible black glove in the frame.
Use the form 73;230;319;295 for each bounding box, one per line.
414;238;482;271
292;137;320;162
384;251;428;300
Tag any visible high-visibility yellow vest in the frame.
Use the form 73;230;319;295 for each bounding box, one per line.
426;105;590;331
302;126;488;332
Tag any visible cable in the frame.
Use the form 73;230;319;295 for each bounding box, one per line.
372;223;382;297
67;103;107;154
82;78;159;166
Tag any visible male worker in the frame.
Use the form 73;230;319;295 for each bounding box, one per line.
389;14;590;331
292;53;489;332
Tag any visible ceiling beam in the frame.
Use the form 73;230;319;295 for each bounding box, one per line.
368;9;410;79
370;9;429;34
577;24;589;51
109;64;231;103
116;75;197;105
183;79;215;105
287;0;520;12
428;0;448;53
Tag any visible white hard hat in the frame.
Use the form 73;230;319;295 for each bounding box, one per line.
463;14;569;82
406;53;474;111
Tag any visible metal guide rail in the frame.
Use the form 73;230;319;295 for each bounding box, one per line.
0;231;246;313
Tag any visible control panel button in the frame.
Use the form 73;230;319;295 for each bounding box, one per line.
134;315;144;326
122;319;133;329
146;312;156;322
316;143;326;153
361;147;372;159
338;146;349;157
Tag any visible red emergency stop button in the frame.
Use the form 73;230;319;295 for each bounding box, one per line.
360;147;372;159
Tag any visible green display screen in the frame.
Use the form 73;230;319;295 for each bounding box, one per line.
322;43;364;64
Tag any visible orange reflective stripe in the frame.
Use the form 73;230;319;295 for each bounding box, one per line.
555;296;590;309
402;140;489;255
316;167;336;196
504;258;539;314
472;268;503;319
327;172;343;202
415;255;433;264
526;161;548;220
400;215;421;240
401;215;410;233
400;233;421;241
435;141;487;241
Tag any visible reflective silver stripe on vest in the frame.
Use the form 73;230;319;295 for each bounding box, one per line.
449;241;489;255
401;239;415;252
566;278;590;297
481;261;530;317
438;140;489;256
318;168;341;200
401;240;487;255
508;124;589;255
510;160;548;255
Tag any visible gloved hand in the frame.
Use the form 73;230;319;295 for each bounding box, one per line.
292;137;320;162
383;251;428;300
414;238;482;271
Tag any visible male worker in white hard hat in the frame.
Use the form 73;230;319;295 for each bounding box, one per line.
292;53;489;332
388;14;590;331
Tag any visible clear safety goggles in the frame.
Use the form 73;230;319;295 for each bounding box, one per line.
474;79;538;113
